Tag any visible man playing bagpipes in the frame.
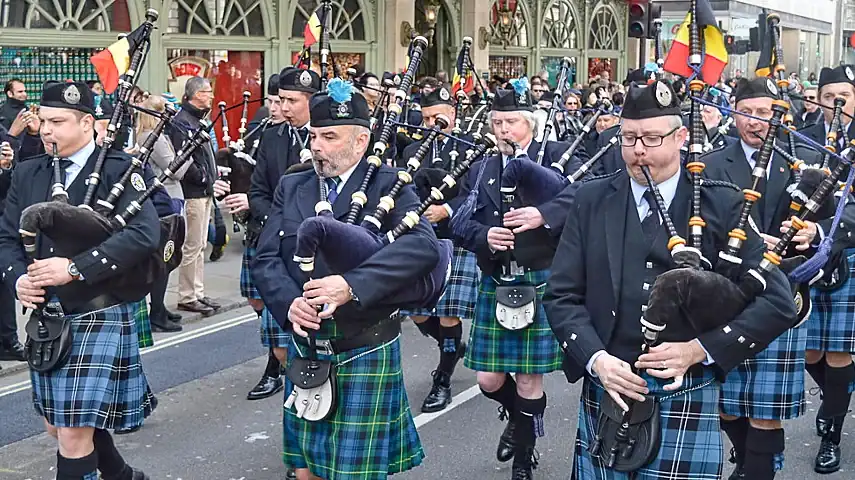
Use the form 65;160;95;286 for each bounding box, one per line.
252;81;438;480
543;80;796;479
797;66;855;164
395;85;479;413
450;78;585;479
240;67;320;406
701;77;835;479
0;81;159;479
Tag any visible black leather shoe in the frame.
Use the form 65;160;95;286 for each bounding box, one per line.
727;467;745;480
0;341;26;361
247;375;284;400
130;468;150;480
815;438;841;473
199;296;221;309
114;424;142;435
421;371;452;413
285;468;296;479
166;309;182;321
177;301;214;315
511;448;538;479
151;319;183;332
497;418;516;463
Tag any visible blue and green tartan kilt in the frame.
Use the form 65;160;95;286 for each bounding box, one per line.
132;300;153;349
463;270;563;374
30;303;156;430
719;323;807;420
807;249;855;352
403;247;480;319
283;335;424;479
260;307;291;348
241;246;260;300
574;367;722;479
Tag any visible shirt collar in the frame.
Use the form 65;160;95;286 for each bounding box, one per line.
67;140;96;169
740;139;758;164
333;161;360;191
503;139;534;162
629;168;681;210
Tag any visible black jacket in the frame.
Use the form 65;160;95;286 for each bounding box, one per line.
169;102;216;199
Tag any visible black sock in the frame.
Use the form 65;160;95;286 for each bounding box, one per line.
56;450;98;480
823;363;854;418
93;429;132;480
481;373;517;421
720;417;749;467
743;426;784;480
806;356;827;393
414;316;441;344
513;393;546;467
264;348;281;378
438;323;463;375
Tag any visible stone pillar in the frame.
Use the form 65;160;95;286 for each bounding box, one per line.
780;28;801;77
382;0;416;73
461;0;491;73
144;0;167;95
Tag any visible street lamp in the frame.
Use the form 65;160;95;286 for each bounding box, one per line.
400;0;441;46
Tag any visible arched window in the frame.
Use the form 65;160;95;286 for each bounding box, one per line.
2;0;131;31
541;0;578;50
290;0;367;41
588;5;620;51
489;0;529;48
167;0;265;36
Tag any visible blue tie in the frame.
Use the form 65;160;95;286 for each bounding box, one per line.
325;177;339;204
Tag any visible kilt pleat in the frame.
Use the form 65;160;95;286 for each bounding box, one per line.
719;324;806;420
241;246;261;300
807;249;855;353
30;303;156;430
283;336;424;479
574;368;722;480
404;247;480;319
463;270;562;374
133;300;153;349
260;307;291;348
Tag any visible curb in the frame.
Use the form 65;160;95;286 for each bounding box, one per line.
0;298;249;380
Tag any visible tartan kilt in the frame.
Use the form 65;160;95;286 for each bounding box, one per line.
719;323;807;420
241;245;260;300
30;303;156;430
260;307;291;348
807;249;855;352
574;367;722;480
403;247;479;319
463;270;562;374
283;336;424;479
133;300;153;349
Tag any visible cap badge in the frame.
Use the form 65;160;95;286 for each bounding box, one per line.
654;81;672;107
336;102;350;118
846;66;855;81
63;85;81;105
439;88;450;101
299;71;312;87
766;78;778;96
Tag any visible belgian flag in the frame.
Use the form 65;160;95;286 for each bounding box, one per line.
303;6;323;47
451;47;475;98
663;0;728;85
90;24;148;94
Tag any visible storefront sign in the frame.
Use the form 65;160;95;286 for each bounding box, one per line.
168;56;211;80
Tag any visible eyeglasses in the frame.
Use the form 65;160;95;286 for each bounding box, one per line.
533;88;548;94
619;126;680;147
806;95;816;100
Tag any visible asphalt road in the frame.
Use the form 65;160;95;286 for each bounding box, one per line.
0;306;853;480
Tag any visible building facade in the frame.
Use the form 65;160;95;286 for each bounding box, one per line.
0;0;629;104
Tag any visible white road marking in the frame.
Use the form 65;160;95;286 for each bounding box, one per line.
0;313;257;398
413;384;482;429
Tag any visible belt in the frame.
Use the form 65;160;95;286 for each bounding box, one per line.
295;319;401;356
66;294;122;315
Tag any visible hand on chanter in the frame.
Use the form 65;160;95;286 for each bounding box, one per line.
503;207;545;233
27;257;73;288
303;275;353;319
487;227;514;251
592;353;649;412
289;296;320;338
780;219;817;251
635;340;707;391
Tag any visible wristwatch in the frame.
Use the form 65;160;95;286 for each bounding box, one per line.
349;286;360;304
67;261;81;281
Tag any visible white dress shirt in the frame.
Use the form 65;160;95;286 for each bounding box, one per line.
64;140;96;188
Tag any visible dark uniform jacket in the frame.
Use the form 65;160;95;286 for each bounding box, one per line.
590;125;624;176
0;147;159;312
797;120;855;170
169;102;216;199
544;170;796;383
452;139;583;276
252;159;440;337
249;121;305;225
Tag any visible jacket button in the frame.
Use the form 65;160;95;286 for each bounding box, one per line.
493;211;499;217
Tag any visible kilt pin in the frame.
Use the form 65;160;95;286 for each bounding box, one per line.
282;321;423;479
574;367;722;480
404;246;480;319
30;303;157;430
464;269;563;374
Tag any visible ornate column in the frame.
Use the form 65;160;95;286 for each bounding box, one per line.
461;0;491;72
382;0;416;73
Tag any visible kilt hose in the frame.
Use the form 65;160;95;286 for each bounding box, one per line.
30;303;156;430
464;269;562;374
719;323;807;420
808;249;855;353
574;367;721;480
283;335;424;479
403;246;480;319
260;307;291;349
133;299;153;349
241;245;261;300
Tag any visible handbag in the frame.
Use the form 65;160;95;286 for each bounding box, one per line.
283;337;338;422
24;302;73;373
494;284;537;330
589;392;661;472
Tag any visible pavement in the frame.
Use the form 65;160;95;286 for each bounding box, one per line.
0;226;854;478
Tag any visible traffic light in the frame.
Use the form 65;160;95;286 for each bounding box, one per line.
628;1;647;38
646;2;662;39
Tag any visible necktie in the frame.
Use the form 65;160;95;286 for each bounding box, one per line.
325;177;340;204
641;190;660;241
59;158;73;188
